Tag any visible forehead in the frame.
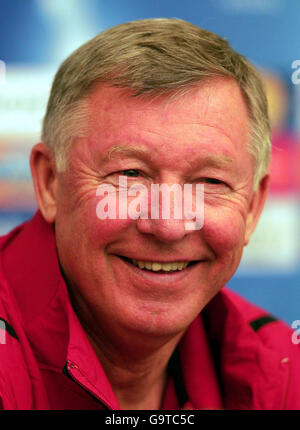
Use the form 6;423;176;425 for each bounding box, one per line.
85;78;250;161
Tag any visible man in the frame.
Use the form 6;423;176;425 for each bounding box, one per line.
0;18;299;410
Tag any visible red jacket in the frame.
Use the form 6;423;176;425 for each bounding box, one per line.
0;210;299;410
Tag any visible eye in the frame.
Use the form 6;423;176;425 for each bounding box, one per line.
119;169;141;177
203;178;224;185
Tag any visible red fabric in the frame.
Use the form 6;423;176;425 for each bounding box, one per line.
0;211;300;410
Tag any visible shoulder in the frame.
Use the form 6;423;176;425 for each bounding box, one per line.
220;288;295;350
204;287;300;377
0;317;33;409
0;222;36;409
205;288;300;409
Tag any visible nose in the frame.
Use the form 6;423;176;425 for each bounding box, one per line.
135;180;202;243
136;217;195;243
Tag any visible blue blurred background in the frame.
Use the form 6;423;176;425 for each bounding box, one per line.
0;0;299;324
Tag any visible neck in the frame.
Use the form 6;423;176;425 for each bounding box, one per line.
86;326;183;410
66;282;185;409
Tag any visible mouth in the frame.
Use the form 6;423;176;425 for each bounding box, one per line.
118;256;199;274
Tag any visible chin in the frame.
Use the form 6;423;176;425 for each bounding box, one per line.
121;302;201;338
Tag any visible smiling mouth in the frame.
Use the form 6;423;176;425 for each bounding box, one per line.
118;256;199;273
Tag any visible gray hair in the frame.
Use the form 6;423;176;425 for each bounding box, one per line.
41;18;270;189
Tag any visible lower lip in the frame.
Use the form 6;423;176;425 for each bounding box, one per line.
114;256;202;287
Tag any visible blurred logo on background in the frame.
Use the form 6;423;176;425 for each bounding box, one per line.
0;142;36;211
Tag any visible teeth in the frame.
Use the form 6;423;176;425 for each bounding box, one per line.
130;259;189;272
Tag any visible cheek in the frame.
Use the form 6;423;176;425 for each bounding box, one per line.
58;176;134;242
202;205;246;255
91;218;133;244
82;198;134;244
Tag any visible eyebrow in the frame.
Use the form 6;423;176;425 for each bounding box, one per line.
192;154;234;169
102;144;234;169
103;145;153;162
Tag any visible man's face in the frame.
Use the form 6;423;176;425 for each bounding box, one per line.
54;78;263;340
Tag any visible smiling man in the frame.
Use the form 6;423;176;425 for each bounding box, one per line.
0;18;300;410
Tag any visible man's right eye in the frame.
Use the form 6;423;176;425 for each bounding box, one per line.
119;169;141;177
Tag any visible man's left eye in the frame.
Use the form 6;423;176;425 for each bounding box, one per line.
203;178;224;185
119;169;141;177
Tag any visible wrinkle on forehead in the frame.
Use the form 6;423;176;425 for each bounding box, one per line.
87;78;250;170
104;143;234;175
107;144;152;161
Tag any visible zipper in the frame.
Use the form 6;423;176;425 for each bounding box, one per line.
63;360;113;410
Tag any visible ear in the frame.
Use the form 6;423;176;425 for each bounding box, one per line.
30;142;58;223
244;174;269;246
